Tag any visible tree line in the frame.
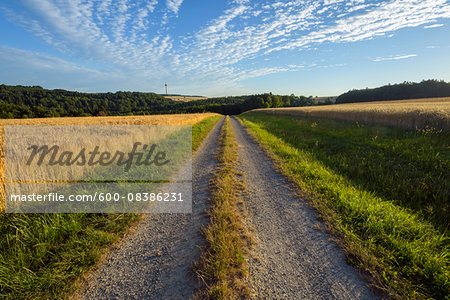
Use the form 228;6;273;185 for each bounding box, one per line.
0;85;318;118
335;80;450;104
3;79;446;119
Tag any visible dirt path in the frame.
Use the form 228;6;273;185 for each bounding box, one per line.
77;117;224;299
230;117;377;299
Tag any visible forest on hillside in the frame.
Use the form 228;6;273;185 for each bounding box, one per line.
2;79;447;118
0;85;317;118
335;80;450;103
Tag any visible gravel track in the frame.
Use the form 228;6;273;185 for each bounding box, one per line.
77;117;224;300
230;116;377;300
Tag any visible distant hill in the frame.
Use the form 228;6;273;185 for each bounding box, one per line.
336;80;450;104
0;85;317;118
0;85;175;118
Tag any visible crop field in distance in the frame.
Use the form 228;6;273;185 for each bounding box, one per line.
0;113;218;212
258;97;450;130
163;95;209;102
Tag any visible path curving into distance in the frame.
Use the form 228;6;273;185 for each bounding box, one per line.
230;116;377;299
77;117;224;300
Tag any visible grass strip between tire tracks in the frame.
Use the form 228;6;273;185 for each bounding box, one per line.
195;116;251;299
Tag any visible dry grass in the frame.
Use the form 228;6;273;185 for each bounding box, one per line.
163;95;209;102
0;113;216;127
0;113;218;212
195;116;251;299
255;97;450;130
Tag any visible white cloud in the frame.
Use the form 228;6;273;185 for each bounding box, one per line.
1;0;449;93
424;23;444;28
270;0;450;52
372;54;418;62
178;0;449;84
2;0;175;68
147;0;159;12
166;0;183;14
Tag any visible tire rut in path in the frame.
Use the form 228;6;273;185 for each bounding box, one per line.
77;117;224;300
230;116;377;300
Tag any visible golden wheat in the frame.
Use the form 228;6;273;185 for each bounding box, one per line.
256;97;450;130
0;113;218;212
163;95;209;102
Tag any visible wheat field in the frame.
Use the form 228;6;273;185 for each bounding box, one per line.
256;97;450;130
163;95;209;102
0;113;218;212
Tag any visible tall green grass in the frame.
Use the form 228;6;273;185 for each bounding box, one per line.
192;115;223;151
0;213;137;299
238;112;449;299
0;115;222;299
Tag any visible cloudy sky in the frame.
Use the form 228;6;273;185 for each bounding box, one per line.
0;0;449;96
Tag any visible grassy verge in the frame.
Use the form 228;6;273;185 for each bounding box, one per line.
195;116;251;299
0;115;222;299
238;112;449;299
192;115;223;152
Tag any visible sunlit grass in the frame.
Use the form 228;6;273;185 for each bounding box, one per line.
259;97;450;130
238;112;449;299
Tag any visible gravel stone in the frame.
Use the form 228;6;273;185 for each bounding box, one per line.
77;117;224;300
230;116;377;300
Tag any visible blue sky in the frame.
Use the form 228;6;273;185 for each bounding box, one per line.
0;0;449;97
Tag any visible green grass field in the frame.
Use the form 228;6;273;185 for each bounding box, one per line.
238;112;449;299
0;115;222;299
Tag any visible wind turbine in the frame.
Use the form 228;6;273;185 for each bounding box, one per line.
165;83;168;95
